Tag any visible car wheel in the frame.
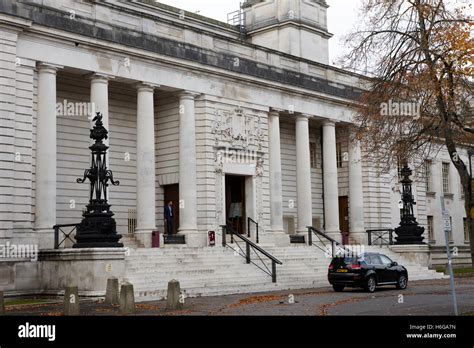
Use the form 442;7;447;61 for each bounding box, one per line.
365;276;376;293
332;284;345;292
396;274;408;290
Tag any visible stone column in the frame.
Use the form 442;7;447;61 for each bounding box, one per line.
322;120;340;241
295;114;312;236
268;110;284;232
348;132;365;244
89;73;110;146
35;63;60;248
267;109;288;246
134;83;157;246
178;91;201;246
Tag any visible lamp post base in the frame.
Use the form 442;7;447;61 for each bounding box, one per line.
73;215;123;248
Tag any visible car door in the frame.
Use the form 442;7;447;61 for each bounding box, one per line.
379;254;398;283
368;254;387;282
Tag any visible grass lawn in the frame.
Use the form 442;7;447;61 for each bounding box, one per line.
5;298;60;306
435;267;474;277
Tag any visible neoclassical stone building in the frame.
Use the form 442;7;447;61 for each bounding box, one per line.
0;0;470;275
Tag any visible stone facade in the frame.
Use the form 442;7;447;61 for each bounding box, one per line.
0;0;470;265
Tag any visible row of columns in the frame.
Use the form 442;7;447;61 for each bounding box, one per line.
268;109;365;243
34;63;199;247
35;61;364;246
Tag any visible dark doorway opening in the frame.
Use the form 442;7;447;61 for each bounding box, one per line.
225;175;246;234
339;196;349;244
164;184;179;235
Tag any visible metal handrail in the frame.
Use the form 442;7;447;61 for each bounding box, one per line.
366;229;394;246
221;224;282;283
307;226;353;258
53;223;80;249
247;217;259;243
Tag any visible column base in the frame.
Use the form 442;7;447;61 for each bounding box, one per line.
35;228;55;250
349;230;368;245
325;230;342;244
179;229;206;247
134;229;156;248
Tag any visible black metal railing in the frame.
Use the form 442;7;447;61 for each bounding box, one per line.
53;223;80;249
307;226;353;258
367;229;394;246
221;223;282;283
247;217;259;243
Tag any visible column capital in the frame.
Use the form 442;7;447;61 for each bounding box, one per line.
179;90;200;99
135;82;159;92
88;72;113;83
296;114;311;121
322;119;337;127
36;62;62;73
269;107;284;116
268;109;280;118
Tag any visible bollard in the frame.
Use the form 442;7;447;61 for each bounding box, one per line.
63;286;80;316
166;279;183;310
119;282;135;314
0;291;4;315
105;277;119;305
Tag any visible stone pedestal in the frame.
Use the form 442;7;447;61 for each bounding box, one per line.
105;277;119;305
119;282;135;314
64;286;80;315
39;248;127;296
389;244;430;267
166;279;183;310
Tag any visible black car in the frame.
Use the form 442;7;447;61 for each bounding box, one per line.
327;252;408;293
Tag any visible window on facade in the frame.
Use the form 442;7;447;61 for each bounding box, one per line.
464;218;469;242
310;142;317;168
424;160;432;192
336;142;342;168
460;180;465;199
442;162;450;194
427;216;434;241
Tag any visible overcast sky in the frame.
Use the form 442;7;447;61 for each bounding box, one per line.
156;0;361;67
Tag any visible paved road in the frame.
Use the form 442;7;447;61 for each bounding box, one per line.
6;277;474;316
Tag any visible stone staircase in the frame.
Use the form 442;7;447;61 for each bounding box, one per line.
123;243;447;302
121;234;145;249
365;245;447;281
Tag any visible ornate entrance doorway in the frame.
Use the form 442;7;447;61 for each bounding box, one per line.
225;175;246;234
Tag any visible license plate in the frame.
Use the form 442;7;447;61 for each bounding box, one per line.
336;269;348;273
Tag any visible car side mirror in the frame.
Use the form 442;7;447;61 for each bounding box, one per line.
392;262;398;266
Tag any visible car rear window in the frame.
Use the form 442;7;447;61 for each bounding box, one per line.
331;257;365;265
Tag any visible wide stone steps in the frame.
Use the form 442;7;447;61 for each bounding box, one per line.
124;244;447;301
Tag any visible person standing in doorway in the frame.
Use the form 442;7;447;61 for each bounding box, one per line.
164;200;174;235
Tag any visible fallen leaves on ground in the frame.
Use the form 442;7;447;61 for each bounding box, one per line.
227;294;284;309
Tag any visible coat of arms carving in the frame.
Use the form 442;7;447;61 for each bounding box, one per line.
212;107;264;150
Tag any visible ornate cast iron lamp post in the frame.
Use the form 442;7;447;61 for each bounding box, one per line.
73;113;123;248
394;163;425;244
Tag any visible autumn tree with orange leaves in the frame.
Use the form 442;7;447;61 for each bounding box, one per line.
344;0;474;264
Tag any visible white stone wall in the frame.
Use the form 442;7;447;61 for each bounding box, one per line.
0;26;36;244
